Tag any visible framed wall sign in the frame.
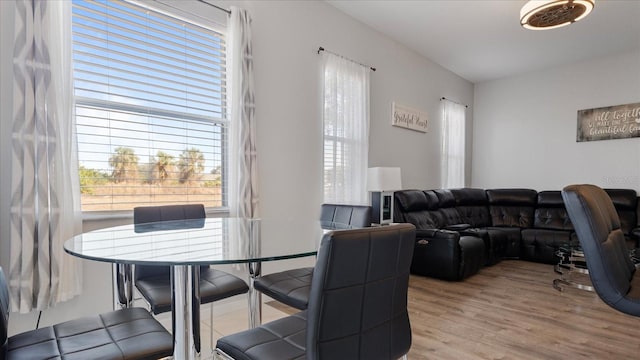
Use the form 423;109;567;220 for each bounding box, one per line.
576;102;640;142
392;102;428;133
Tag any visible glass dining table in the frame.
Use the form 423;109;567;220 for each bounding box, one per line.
63;217;323;360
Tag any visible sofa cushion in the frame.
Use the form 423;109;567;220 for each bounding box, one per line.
434;189;456;208
460;228;508;265
430;189;461;227
394;190;443;228
395;190;438;212
438;208;462;227
452;188;491;227
451;188;488;206
487;227;522;258
487;188;538;206
637;197;640;229
604;189;638;236
534;207;573;231
537;190;565;207
533;191;573;231
403;210;442;229
487;189;537;228
605;189;637;210
521;229;572;264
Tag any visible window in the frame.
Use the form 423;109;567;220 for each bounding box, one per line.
321;53;370;204
72;0;227;211
441;99;466;188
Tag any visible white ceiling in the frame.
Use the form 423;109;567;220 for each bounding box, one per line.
327;0;640;83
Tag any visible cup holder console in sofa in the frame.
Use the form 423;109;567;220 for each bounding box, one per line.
394;187;640;281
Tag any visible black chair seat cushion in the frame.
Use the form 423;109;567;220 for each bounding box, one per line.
253;268;313;310
7;307;173;360
135;267;249;314
216;311;307;360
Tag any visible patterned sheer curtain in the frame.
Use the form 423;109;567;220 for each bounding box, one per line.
10;0;82;312
228;6;258;219
441;99;466;189
322;52;370;204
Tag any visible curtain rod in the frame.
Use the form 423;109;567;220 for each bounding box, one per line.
317;47;376;72
197;0;231;15
440;97;469;108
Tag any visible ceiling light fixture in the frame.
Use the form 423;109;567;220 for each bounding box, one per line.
520;0;595;30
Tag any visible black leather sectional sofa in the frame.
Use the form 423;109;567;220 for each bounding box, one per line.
393;188;640;281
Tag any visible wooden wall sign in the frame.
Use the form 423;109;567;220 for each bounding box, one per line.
392;102;428;133
577;102;640;142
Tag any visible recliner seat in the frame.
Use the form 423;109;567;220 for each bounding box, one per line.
451;188;510;266
394;190;486;280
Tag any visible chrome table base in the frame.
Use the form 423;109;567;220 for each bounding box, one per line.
553;248;594;292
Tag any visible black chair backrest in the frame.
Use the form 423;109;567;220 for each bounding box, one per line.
134;204;206;224
0;268;9;360
562;184;640;316
133;204;206;280
305;223;415;359
319;204;371;229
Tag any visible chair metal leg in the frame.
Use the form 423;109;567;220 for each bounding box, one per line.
248;260;262;328
112;263;133;309
210;302;214;354
214;348;234;360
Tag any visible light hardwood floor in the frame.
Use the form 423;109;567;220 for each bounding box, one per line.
180;260;639;359
406;260;640;359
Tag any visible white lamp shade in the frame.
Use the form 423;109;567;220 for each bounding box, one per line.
367;167;402;192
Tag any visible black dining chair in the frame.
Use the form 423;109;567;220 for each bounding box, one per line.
253;204;371;310
562;184;640;316
215;223;416;360
133;204;249;353
0;267;174;360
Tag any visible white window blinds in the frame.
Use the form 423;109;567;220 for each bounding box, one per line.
72;0;227;211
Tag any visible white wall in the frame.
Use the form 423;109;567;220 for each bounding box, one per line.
472;50;640;192
1;0;473;334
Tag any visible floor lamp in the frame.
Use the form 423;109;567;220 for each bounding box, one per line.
367;167;402;225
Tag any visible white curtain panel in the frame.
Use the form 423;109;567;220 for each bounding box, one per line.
228;6;258;219
10;0;82;312
441;99;466;189
321;52;370;205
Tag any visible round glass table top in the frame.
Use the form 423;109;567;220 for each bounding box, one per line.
64;218;322;266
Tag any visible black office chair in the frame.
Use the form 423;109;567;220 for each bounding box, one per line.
0;267;174;359
133;204;249;352
253;204;371;310
215;223;415;360
562;184;640;316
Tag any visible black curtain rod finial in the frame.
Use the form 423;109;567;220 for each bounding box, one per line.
317;46;325;54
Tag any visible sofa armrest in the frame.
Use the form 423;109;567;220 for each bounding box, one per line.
416;228;459;239
445;224;472;231
412;229;462;280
